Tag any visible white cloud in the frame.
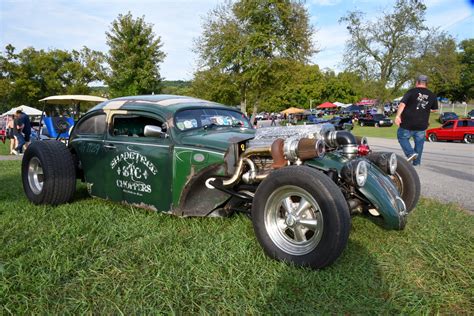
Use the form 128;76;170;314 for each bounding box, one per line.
312;0;342;6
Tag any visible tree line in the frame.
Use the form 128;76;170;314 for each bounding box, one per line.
0;0;472;115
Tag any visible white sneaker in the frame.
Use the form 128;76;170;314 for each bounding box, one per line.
11;149;18;155
407;153;418;162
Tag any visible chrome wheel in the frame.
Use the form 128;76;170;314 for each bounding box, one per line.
464;134;473;144
28;157;44;195
264;185;324;256
428;133;437;142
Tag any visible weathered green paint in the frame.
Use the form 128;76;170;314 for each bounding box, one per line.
72;95;255;213
171;147;225;207
359;168;407;230
305;155;406;230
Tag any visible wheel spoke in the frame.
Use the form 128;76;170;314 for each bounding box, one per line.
293;225;306;242
277;218;287;230
281;197;294;214
294;198;312;216
298;219;318;231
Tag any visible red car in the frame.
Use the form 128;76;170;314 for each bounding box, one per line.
426;119;474;144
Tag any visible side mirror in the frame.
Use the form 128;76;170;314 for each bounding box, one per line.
144;125;166;138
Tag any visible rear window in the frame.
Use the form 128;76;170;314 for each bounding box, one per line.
73;113;106;135
457;120;474;127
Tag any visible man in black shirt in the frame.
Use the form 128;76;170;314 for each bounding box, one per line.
395;75;438;166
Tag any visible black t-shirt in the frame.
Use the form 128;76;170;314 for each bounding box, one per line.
400;87;438;131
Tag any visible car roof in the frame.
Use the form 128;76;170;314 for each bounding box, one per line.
89;94;235;118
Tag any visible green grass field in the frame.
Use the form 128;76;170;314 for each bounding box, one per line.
0;160;473;314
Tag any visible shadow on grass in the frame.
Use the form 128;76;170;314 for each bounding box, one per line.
258;240;397;314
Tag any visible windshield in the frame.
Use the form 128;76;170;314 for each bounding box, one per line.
373;114;385;119
175;108;251;131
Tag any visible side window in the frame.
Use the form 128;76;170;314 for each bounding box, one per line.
467;120;474;127
111;114;163;137
443;121;454;129
457;121;468;128
73;113;106;135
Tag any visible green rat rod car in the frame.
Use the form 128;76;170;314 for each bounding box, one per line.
21;95;420;269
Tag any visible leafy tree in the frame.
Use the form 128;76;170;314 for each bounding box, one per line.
161;80;193;96
0;45;105;112
457;39;474;101
195;0;315;114
191;68;240;107
105;12;166;97
340;0;428;102
409;32;461;99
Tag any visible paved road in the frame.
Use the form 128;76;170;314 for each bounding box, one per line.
367;138;474;211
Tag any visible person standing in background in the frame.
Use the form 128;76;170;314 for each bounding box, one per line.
6;116;17;155
15;109;31;152
395;75;438;166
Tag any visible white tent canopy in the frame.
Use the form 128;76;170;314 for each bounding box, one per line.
3;105;43;116
38;95;107;105
333;102;351;108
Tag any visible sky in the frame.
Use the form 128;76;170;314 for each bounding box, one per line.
0;0;473;80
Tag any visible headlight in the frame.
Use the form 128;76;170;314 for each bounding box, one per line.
379;120;384;124
341;159;368;187
389;153;397;175
355;160;368;187
366;152;397;175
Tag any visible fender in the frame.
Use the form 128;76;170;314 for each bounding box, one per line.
304;154;407;230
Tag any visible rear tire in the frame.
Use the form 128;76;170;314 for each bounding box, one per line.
464;134;473;144
428;133;438;142
375;123;379;127
22;140;76;205
252;166;351;269
391;155;420;213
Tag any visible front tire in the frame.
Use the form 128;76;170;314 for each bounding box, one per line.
252;166;351;269
391;155;420;213
464;134;473;144
22;140;76;205
428;133;438;142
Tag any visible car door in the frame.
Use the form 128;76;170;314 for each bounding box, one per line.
69;112;108;198
103;111;172;211
455;120;468;140
437;121;454;140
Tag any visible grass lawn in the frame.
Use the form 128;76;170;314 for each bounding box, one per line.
0;160;473;314
0;139;11;155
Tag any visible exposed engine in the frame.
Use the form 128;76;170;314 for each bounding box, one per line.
216;124;369;188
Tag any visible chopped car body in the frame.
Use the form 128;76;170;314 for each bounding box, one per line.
22;95;420;269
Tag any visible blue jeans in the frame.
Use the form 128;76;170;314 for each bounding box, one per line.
397;128;425;165
15;133;25;153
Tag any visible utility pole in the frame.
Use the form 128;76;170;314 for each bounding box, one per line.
309;99;317;111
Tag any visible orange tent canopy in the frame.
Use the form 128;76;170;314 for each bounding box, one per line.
280;107;305;115
317;102;337;109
